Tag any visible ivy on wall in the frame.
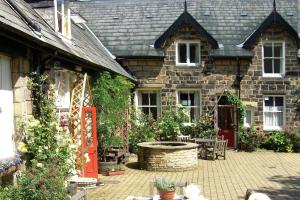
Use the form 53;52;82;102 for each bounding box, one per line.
226;93;246;125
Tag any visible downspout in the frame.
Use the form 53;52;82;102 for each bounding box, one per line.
236;57;241;149
5;0;41;33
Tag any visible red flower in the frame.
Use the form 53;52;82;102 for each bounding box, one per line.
256;127;260;131
148;120;155;126
252;134;257;138
265;133;269;137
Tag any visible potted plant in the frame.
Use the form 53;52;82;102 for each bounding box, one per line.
154;177;176;200
104;165;125;176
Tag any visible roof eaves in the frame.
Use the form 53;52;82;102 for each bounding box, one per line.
154;11;218;49
242;10;299;49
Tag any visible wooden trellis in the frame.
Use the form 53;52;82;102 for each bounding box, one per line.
69;73;93;137
69;73;95;176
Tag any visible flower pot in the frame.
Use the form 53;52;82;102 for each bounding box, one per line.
159;190;175;200
99;161;117;175
107;170;125;176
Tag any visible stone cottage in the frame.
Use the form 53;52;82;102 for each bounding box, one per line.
0;0;133;183
71;0;300;147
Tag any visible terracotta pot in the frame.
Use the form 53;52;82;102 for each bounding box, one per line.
107;170;125;176
159;190;175;200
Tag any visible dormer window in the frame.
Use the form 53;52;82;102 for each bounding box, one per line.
54;0;71;38
176;41;200;66
263;42;285;77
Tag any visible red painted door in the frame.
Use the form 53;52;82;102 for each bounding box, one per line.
81;107;98;178
218;105;235;147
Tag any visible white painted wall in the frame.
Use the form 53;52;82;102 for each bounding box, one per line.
0;55;15;159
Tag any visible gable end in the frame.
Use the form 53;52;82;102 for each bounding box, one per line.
154;11;218;49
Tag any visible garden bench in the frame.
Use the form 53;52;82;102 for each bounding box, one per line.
105;149;126;164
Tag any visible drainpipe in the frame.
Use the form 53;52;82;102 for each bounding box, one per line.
236;57;241;149
6;0;41;33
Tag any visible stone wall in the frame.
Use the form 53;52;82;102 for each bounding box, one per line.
11;56;32;123
241;25;300;129
123;24;300;130
138;143;198;172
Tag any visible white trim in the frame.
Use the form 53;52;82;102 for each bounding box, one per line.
244;109;253;128
135;89;161;119
175;40;201;67
54;0;71;38
263;95;285;131
176;89;201;124
262;41;285;78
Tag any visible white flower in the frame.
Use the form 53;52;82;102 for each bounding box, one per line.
36;163;43;168
17;142;28;153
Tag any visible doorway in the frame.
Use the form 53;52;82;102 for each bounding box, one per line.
0;55;14;159
217;96;236;147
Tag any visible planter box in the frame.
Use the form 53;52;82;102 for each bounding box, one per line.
99;161;117;175
107;170;125;176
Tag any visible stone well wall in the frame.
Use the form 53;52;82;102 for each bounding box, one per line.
138;142;198;172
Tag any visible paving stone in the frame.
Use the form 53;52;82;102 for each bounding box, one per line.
88;150;300;200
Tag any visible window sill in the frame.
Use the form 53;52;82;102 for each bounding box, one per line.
262;74;285;78
263;127;283;131
176;63;200;67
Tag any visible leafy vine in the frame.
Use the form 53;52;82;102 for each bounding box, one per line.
226;93;246;125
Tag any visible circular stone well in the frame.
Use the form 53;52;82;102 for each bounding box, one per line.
137;142;198;172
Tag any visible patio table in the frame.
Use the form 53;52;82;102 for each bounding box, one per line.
193;138;216;158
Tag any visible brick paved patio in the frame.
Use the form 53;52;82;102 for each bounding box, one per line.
88;150;300;200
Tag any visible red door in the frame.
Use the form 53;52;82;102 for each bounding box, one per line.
81;107;98;178
218;105;235;147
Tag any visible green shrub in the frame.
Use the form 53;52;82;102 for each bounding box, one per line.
18;73;75;175
128;109;157;153
92;72;134;161
0;163;67;200
260;131;291;152
239;127;265;151
156;106;188;141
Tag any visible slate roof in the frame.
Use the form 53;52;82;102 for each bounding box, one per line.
0;0;134;80
71;0;298;58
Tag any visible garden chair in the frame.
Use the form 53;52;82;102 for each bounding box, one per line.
205;140;228;160
177;135;191;142
216;134;224;140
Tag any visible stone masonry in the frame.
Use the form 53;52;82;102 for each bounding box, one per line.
122;24;300;131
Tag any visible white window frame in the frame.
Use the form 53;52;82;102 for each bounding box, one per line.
263;95;285;131
262;41;285;78
176;40;201;67
135;89;161;119
54;0;71;38
244;109;253;128
176;89;201;124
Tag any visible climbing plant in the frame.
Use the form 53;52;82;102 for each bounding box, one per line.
92;72;134;161
226;93;246;125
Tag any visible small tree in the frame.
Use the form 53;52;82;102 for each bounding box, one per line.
92;72;134;161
